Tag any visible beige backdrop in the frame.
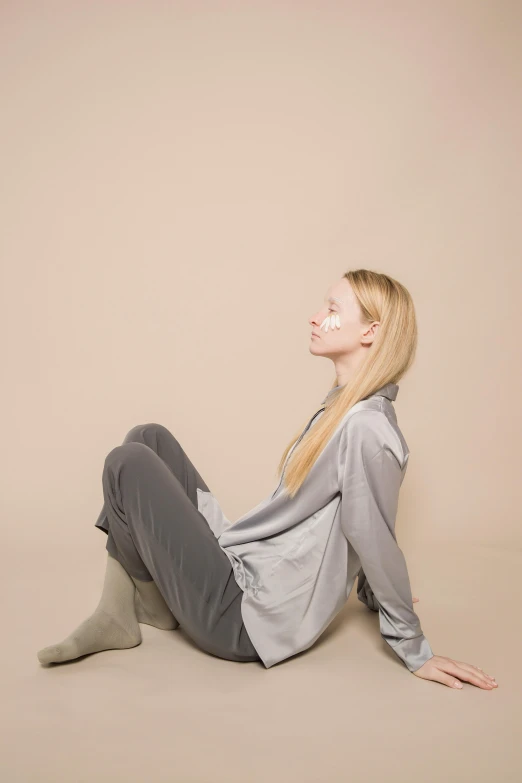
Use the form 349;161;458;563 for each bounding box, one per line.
2;2;521;782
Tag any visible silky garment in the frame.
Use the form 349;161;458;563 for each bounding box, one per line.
197;382;435;672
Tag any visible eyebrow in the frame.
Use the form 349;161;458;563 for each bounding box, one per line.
324;296;343;306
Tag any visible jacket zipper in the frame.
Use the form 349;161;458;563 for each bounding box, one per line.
271;405;326;498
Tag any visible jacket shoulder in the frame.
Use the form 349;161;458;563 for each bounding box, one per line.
340;407;408;469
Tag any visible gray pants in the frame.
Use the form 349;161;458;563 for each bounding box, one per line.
94;422;261;664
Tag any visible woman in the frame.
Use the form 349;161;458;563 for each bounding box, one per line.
37;269;498;691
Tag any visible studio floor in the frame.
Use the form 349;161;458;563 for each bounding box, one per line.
3;534;520;783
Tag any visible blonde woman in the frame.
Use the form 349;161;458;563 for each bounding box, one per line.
37;269;497;691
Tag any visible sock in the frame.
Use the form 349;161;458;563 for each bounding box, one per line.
132;577;180;630
37;553;142;665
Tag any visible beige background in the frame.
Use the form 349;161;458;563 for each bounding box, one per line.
2;1;521;781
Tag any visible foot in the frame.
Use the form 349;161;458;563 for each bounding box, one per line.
37;608;142;664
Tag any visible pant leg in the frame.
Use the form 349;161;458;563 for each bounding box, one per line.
95;424;260;664
95;421;209;533
95;421;211;584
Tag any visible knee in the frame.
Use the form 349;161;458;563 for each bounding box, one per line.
104;441;152;470
124;422;173;442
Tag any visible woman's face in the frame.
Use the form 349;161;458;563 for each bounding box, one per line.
308;277;373;359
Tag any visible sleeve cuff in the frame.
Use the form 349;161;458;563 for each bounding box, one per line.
390;634;435;673
357;585;380;612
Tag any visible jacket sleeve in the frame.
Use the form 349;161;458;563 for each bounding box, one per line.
339;412;435;673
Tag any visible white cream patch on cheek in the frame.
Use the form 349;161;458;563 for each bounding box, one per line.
319;312;341;332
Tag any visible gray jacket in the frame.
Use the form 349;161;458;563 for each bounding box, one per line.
197;382;435;672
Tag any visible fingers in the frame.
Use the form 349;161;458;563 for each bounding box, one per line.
436;671;465;689
440;659;498;690
451;660;498;688
414;660;464;688
413;655;499;690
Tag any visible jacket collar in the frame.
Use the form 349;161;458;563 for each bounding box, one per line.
321;381;399;405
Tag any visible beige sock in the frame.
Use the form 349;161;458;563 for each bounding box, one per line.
37;554;142;665
132;577;180;630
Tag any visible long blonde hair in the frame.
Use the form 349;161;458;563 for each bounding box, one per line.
276;269;418;498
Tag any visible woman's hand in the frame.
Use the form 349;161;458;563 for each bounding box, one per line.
413;595;419;603
412;655;499;690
